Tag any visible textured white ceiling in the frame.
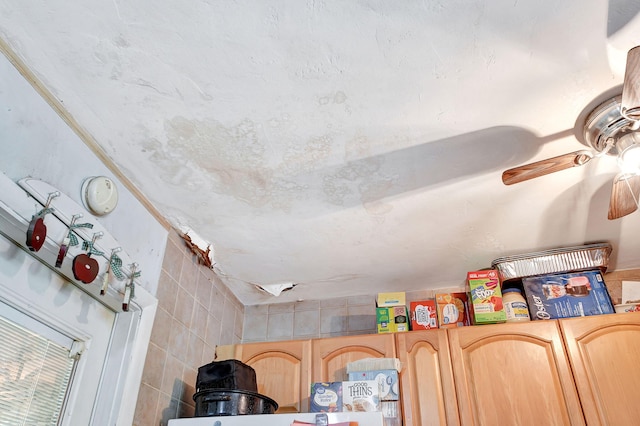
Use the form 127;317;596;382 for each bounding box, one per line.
2;0;640;305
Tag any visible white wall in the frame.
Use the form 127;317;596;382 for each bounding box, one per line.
0;52;167;296
0;47;167;425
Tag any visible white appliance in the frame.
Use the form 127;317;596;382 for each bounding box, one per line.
167;412;384;426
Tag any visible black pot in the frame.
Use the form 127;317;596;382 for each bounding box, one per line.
193;389;279;417
196;360;257;393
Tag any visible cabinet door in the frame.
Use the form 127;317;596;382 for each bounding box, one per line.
311;333;396;382
560;312;640;425
396;330;460;426
448;322;584;426
235;339;312;413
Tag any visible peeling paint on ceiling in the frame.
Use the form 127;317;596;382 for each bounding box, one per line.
2;1;640;305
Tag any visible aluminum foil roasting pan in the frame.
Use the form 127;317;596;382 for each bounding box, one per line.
491;243;612;281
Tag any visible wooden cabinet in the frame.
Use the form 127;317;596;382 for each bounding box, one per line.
448;321;584;426
396;329;459;426
311;333;396;382
222;313;640;425
233;340;311;413
560;312;640;425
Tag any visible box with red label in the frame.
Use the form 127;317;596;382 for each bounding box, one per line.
409;300;437;330
467;270;506;325
435;293;470;328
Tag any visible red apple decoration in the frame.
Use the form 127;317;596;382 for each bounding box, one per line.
26;217;47;252
72;253;99;284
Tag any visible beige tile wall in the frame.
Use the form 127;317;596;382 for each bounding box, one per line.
133;230;244;426
133;229;462;424
242;288;463;343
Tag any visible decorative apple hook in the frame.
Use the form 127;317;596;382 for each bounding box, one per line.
26;191;59;252
101;247;124;295
123;263;141;311
72;232;103;284
55;213;88;268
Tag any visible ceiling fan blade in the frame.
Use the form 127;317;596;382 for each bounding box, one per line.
621;46;640;120
608;173;640;220
502;151;592;185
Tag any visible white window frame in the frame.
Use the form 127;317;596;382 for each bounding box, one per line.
0;240;157;426
0;174;158;426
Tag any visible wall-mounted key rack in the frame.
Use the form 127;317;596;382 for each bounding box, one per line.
0;174;144;313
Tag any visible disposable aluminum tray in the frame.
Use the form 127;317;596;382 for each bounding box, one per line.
490;243;612;281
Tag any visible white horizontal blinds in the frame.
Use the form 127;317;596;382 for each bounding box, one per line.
0;314;76;426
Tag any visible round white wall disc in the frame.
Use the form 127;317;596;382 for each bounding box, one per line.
81;176;119;215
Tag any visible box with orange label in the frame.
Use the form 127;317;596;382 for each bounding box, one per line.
435;293;470;328
409;300;437;330
467;270;507;324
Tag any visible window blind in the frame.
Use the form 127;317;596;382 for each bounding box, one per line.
0;312;76;426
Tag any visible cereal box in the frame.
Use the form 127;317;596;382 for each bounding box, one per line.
467;270;506;324
342;380;380;412
522;270;614;320
435;293;470;328
310;382;342;413
409;300;437;330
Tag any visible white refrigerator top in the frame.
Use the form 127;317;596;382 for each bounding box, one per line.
167;412;384;426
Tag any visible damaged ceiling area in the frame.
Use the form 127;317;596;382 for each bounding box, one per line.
3;1;640;305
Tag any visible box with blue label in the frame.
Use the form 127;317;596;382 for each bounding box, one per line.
347;369;400;401
310;382;342;413
522;269;614;320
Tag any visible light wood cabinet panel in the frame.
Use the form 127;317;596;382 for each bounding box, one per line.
448;321;584;426
234;339;312;413
396;330;460;426
560;312;640;425
311;333;396;382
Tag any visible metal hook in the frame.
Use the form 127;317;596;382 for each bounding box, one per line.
123;262;139;312
111;247;122;255
91;232;104;245
69;213;82;227
44;191;61;208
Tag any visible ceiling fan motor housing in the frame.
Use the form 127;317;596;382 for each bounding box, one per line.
583;96;637;157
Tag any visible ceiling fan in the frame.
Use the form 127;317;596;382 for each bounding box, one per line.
502;46;640;220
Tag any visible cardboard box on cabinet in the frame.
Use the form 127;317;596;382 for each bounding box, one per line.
435;292;470;328
522;269;614;320
376;292;406;308
409;300;437;330
467;270;507;325
376;306;409;333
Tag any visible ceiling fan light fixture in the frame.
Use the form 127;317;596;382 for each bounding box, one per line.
617;133;640;173
503;45;640;219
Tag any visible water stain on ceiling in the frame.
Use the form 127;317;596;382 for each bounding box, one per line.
2;1;640;305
